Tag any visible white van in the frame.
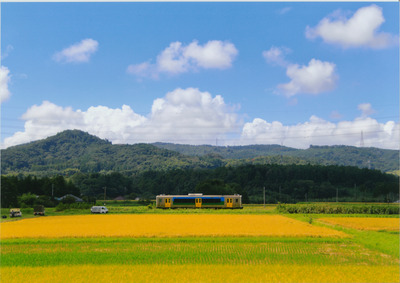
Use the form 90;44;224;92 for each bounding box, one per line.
91;206;108;214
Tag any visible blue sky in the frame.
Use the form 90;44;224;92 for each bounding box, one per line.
1;2;399;149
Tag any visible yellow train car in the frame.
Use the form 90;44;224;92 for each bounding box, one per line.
156;193;242;209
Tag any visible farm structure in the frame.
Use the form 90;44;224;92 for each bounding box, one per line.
156;194;242;209
9;209;22;218
33;205;45;216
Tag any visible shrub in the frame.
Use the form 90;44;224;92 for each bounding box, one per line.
276;203;400;215
55;202;92;211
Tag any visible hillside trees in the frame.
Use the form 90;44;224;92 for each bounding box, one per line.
2;164;398;208
1;175;80;208
71;172;135;199
122;164;398;203
2;130;399;177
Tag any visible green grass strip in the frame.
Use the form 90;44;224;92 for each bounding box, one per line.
2;238;397;267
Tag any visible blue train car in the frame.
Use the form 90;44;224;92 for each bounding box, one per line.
156;193;242;209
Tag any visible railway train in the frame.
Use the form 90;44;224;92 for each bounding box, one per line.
156;193;242;209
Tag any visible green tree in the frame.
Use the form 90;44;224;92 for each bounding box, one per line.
195;179;234;195
1;176;19;208
18;192;37;207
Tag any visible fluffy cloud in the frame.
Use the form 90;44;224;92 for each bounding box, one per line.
3;99;398;150
140;88;239;144
358;103;375;118
53;38;99;63
278;59;338;97
241;104;399;150
262;46;291;67
306;5;398;49
2;101;148;148
0;66;11;103
2;88;240;148
127;40;238;78
183;40;238;69
156;42;189;74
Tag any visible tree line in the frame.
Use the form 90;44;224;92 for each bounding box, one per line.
2;164;398;208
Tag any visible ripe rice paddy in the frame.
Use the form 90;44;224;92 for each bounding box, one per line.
1;211;398;282
319;217;400;231
2;264;399;283
1;214;346;239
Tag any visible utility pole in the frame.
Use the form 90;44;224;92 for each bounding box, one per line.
354;183;357;201
336;187;338;203
52;184;54;198
104;187;107;202
279;186;281;202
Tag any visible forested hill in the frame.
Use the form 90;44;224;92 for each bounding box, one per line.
1;130;219;176
152;143;399;173
1;130;398;176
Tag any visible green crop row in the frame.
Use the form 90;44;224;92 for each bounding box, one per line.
2;237;397;268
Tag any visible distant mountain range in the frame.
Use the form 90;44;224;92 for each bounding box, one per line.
1;130;398;176
153;142;399;173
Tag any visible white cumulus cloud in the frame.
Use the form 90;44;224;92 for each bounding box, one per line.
358;103;376;118
241;105;399;150
306;5;398;49
2;88;241;148
278;59;338;97
184;40;238;69
138;87;239;144
53;38;99;63
127;40;238;78
156;42;189;74
0;66;11;103
262;46;291;67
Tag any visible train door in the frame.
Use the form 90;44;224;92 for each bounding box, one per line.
227;198;233;208
165;198;171;208
195;198;202;208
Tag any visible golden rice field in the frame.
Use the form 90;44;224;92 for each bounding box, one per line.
320;217;400;231
2;264;398;283
1;213;398;283
1;214;347;239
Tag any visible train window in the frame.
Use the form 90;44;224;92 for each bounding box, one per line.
174;198;195;204
236;199;238;203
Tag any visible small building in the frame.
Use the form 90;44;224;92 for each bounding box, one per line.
114;196;125;201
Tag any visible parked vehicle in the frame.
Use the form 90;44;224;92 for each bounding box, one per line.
91;206;108;214
34;205;45;216
9;208;22;218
